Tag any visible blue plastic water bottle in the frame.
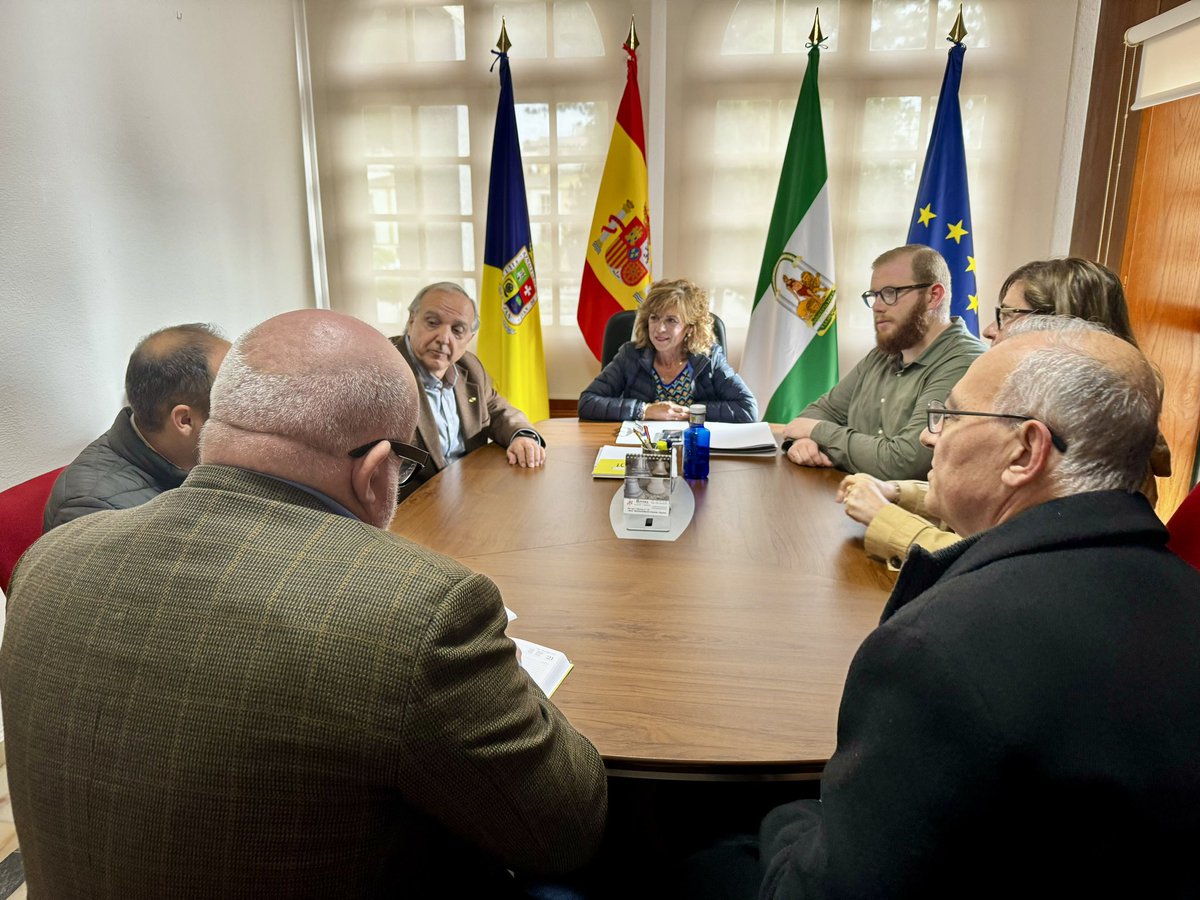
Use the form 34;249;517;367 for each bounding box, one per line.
683;404;710;480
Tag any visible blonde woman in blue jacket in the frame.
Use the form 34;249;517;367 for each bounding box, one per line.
578;279;758;423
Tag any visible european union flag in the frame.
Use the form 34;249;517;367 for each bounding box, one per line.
908;42;979;336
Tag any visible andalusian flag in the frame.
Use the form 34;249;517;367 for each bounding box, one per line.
741;43;838;423
908;40;979;335
477;36;549;422
577;26;651;360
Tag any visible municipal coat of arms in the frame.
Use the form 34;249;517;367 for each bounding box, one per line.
772;253;837;336
502;246;538;331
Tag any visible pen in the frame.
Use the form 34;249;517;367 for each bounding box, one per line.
621;423;648;449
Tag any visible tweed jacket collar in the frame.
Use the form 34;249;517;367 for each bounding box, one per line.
181;464;352;519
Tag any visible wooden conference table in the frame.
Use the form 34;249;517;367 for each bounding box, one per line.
390;419;893;779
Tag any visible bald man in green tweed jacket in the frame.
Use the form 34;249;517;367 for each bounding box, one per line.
1;311;606;898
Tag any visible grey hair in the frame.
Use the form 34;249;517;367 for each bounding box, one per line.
1001;315;1112;340
207;338;410;458
992;317;1159;495
408;282;480;332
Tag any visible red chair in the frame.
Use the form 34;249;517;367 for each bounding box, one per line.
1167;482;1200;571
0;468;65;594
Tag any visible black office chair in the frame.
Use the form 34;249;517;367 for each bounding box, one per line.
599;309;727;368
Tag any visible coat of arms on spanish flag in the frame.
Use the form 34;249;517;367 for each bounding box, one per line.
576;20;651;361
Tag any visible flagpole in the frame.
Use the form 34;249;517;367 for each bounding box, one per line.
740;7;840;422
576;17;652;360
904;1;980;336
948;3;967;45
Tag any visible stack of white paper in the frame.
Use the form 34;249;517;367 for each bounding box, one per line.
705;421;778;455
616;420;777;455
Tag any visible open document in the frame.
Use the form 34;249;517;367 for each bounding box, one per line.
513;638;574;697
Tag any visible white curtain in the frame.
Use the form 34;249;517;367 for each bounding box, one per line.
306;0;1082;398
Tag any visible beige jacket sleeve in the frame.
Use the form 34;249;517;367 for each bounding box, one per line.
894;480;935;519
864;481;962;570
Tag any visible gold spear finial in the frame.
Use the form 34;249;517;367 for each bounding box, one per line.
809;7;826;46
625;16;639;52
496;17;511;53
948;3;967;44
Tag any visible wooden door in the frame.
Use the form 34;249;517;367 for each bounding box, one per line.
1120;92;1200;517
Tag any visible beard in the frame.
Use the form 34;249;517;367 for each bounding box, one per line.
875;300;930;355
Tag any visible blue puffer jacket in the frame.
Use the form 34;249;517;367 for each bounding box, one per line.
578;342;758;422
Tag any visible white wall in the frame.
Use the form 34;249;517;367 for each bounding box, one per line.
0;0;313;491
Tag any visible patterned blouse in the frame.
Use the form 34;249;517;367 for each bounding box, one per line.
654;363;694;406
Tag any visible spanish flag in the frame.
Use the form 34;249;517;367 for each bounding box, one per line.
476;34;549;423
576;24;651;360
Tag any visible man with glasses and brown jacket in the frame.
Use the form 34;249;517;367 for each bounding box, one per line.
391;282;545;501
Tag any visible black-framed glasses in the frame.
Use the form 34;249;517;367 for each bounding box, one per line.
861;283;934;308
348;439;430;485
993;305;1044;331
926;401;1068;453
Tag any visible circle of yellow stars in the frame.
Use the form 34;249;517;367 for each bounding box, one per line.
915;203;979;313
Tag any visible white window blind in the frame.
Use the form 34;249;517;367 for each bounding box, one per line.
664;0;1080;372
306;0;1081;397
305;0;641;389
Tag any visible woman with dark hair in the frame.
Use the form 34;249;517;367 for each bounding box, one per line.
578;278;758;423
837;257;1171;570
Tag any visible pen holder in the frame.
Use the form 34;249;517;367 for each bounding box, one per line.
623;450;675;532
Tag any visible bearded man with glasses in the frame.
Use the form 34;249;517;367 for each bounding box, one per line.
782;244;985;480
836;257;1172;570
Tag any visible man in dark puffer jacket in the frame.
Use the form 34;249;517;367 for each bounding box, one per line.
43;323;229;532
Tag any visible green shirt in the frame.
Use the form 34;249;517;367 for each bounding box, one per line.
802;318;986;480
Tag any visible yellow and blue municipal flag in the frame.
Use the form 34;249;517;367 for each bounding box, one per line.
477;48;549;422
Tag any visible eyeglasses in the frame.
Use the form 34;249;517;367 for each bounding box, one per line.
348;439;430;485
993;305;1042;331
861;283;933;308
926;400;1068;453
